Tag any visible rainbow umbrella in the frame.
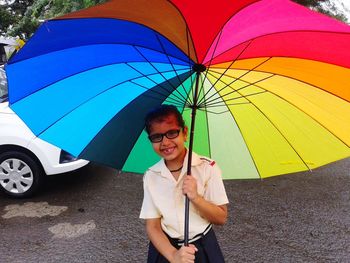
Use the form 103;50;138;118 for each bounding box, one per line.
6;0;350;244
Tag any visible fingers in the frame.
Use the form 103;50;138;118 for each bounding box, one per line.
182;176;198;200
182;176;196;191
174;245;197;263
188;244;198;252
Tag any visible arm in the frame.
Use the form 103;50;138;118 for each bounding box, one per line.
182;175;228;225
146;218;197;263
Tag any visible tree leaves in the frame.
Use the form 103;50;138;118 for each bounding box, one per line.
0;0;107;39
293;0;348;22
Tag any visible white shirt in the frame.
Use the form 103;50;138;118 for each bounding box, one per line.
139;151;229;239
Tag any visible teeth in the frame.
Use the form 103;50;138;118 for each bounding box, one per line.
163;147;174;154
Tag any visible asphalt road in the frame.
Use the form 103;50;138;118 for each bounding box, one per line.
0;158;350;263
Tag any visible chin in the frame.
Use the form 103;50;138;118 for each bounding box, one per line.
163;155;177;161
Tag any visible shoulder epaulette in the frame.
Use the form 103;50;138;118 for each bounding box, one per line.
200;157;216;166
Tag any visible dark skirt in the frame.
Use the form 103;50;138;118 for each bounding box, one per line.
147;228;225;263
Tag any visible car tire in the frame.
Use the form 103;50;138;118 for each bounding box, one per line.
0;150;43;198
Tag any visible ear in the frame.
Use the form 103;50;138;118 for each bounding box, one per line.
183;126;188;141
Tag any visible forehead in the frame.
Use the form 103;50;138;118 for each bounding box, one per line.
149;114;180;132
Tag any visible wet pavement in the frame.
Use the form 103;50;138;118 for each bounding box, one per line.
0;158;350;263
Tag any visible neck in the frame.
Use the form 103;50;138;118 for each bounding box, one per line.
169;165;183;173
165;149;187;173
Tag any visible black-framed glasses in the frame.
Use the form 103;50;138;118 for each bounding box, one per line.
148;129;181;143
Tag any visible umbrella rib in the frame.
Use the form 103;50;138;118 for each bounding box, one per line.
200;73;274;108
201;71;312;170
9;36;193;65
10;59;188;106
199;69;273;108
197;107;232;115
204;91;268;109
199;57;272;107
201;90;264;178
128;79;188;107
128;80;176;102
195;0;263;64
154;33;193;105
222;57;272;86
217;85;313;173
205;108;212;158
200;30;350;70
196;30;224;107
238;98;312;171
207;69;350;148
186;26;194;105
197;39;253;106
213;64;350;104
198;85;212;158
201;74;273;106
132;45;189;104
200;102;251;111
209;75;349;169
125;62;187;105
34;71;188;138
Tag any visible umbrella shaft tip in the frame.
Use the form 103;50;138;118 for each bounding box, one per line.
192;64;206;73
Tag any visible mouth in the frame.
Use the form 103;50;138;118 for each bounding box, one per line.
161;146;176;155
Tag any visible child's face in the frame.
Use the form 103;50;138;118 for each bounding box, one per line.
148;114;188;165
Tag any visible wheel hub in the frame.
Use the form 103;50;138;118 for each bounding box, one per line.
10;171;21;182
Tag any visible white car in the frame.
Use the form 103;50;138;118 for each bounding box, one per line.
0;67;89;198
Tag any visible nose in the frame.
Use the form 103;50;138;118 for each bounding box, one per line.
161;136;171;145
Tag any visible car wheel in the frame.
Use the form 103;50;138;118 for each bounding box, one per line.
0;151;43;198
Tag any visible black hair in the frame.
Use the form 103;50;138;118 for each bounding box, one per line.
144;104;185;134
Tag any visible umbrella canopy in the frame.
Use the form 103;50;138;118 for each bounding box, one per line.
6;0;350;180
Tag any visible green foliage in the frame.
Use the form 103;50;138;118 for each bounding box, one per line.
0;0;107;39
293;0;328;7
31;0;106;20
0;5;16;34
292;0;348;22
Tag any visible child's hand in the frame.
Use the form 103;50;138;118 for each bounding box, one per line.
182;175;198;201
171;244;197;263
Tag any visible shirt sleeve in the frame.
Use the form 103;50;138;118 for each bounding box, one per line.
204;164;229;206
139;172;161;219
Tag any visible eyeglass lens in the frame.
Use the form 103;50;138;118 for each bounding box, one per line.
149;129;180;143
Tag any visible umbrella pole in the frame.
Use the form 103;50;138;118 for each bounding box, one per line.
184;64;205;246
